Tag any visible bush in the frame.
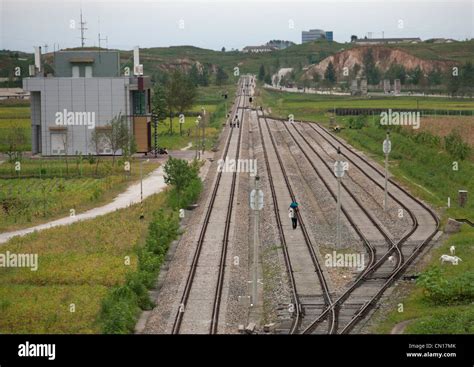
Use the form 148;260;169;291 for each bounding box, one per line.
444;129;471;160
348;115;367;129
100;286;140;334
417;267;474;305
99;208;180;333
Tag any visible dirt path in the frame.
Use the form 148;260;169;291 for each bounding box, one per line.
0;166;167;245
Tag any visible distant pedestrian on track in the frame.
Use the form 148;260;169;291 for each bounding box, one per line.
288;205;298;229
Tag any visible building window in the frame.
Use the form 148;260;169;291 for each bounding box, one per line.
133;91;146;115
72;66;80;78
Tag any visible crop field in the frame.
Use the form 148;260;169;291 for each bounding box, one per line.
0;192;166;333
0;159;159;232
260;88;474;117
417;116;474;146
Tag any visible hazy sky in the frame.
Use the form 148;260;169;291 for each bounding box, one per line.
1;0;473;52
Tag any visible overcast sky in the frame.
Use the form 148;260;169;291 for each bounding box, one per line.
1;0;473;52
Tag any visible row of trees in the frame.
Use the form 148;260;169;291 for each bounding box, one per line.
152;69;198;135
307;54;474;96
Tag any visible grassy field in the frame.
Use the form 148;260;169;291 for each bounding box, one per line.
153;84;236;150
0;191;166;333
259;87;474;333
260;88;474;117
374;226;474;334
0;159;159;232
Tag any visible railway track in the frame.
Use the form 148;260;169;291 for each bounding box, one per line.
171;76;249;334
259;114;438;334
255;110;334;333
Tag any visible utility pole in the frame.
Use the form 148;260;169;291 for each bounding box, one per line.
140;159;149;219
383;131;391;211
201;107;206;154
195;117;200;159
152;113;158;158
80;8;87;48
334;147;344;248
250;175;263;307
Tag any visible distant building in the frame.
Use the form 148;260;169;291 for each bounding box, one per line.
23;49;152;156
266;40;295;50
242;45;277;53
353;37;421;45
0;88;29;100
426;38;456;43
302;29;327;43
325;31;334;42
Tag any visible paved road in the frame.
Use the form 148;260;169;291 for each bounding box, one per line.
0;166;167;245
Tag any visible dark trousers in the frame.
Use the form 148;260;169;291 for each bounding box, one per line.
291;217;297;229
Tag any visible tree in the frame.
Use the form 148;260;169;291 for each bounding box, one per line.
351;35;358;42
103;113;131;165
90;129;105;175
385;64;406;84
427;68;442;86
460;61;474;96
189;64;200;87
264;73;272;85
410;66;423;85
362;48;380;85
215;66;229;85
198;65;209;86
164;70;197;135
1;123;27;164
152;83;168;122
164;157;200;207
324;61;336;84
258;64;265;81
221;47;226;52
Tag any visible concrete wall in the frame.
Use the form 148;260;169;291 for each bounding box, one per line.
24;77;131;155
53;51;121;77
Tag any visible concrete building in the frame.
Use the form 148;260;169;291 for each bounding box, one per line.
302;29;326;43
23;49;151;156
242;45;277;53
353;37;421;45
325;31;334;42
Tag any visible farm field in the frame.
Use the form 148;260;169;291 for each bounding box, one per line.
0;191;166;333
0;159;160;232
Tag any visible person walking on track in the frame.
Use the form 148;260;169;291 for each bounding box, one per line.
289;205;297;229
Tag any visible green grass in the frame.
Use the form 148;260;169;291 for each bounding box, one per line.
0;158;159;232
154;85;235;150
374;226;474;334
0;192;166;333
260;88;474;117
